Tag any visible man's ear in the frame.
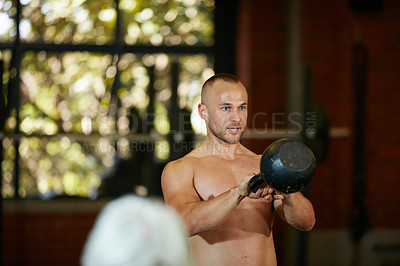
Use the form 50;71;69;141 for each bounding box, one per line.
198;103;208;120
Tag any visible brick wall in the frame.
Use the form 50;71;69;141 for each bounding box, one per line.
2;200;106;266
303;0;400;229
301;0;356;228
239;0;400;230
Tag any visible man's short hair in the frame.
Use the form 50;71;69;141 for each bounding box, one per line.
201;73;241;103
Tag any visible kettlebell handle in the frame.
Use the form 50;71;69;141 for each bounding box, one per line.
248;173;265;193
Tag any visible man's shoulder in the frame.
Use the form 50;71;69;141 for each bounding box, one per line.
161;153;202;189
163;152;199;173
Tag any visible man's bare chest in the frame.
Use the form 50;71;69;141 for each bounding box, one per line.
192;157;259;200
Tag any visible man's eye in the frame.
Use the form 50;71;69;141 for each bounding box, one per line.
222;107;229;111
239;106;246;111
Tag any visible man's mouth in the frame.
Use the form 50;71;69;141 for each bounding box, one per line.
227;127;241;133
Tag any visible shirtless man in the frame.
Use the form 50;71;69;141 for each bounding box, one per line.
161;73;315;266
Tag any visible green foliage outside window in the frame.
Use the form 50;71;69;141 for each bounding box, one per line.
0;0;215;199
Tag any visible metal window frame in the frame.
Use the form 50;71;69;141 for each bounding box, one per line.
0;0;218;200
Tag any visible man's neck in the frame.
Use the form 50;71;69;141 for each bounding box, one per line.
199;135;242;159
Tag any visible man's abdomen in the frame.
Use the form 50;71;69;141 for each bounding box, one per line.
189;229;276;266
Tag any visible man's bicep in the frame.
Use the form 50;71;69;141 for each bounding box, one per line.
161;161;200;210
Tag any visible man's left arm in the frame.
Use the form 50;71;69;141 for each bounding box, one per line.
273;192;316;231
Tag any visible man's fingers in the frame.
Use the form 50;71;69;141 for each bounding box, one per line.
273;194;284;200
244;173;284;200
239;173;259;197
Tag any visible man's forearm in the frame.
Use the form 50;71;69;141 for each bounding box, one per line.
179;187;244;236
278;193;315;231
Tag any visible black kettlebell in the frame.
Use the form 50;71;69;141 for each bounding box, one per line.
248;138;316;194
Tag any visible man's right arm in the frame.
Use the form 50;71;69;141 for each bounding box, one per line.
161;159;247;237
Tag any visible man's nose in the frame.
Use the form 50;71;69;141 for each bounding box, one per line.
230;110;241;122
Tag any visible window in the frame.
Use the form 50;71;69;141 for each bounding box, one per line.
1;0;215;199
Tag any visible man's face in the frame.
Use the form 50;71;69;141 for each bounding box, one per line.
204;80;248;144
